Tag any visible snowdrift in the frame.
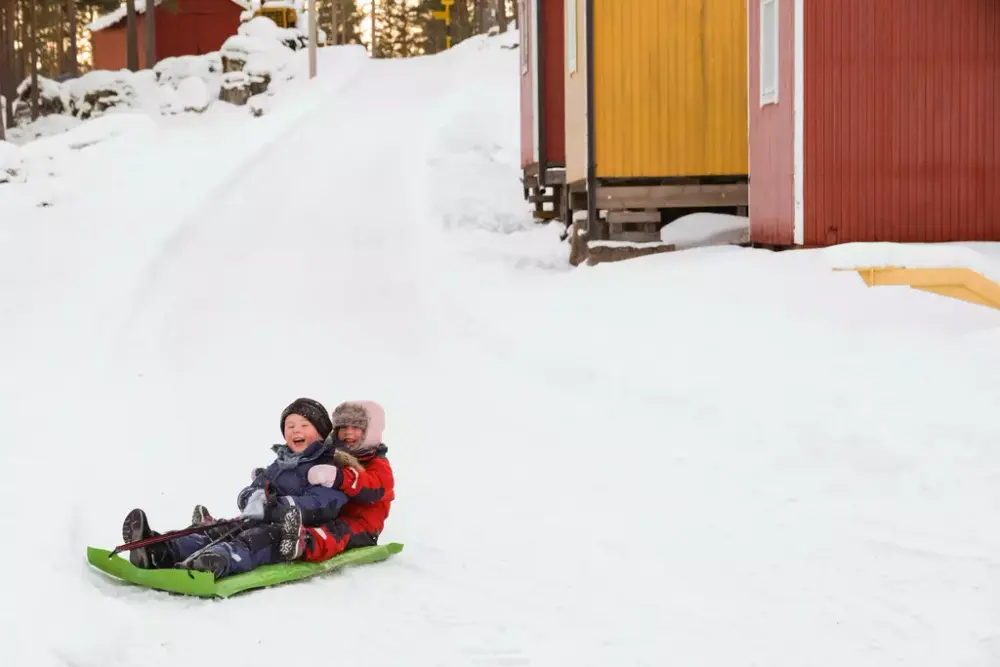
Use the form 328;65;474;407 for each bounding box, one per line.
1;24;1000;667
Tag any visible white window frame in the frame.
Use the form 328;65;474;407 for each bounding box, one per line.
567;0;578;74
520;0;529;74
760;0;779;106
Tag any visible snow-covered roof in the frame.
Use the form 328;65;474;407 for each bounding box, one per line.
87;0;252;32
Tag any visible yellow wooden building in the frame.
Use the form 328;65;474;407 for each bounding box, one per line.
564;0;749;252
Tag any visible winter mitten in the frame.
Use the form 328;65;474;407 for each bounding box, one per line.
332;449;364;471
250;467;265;482
240;488;268;520
307;464;342;488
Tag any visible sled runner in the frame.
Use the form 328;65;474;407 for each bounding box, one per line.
86;542;404;598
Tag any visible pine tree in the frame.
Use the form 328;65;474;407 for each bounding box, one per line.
318;0;364;46
371;0;419;59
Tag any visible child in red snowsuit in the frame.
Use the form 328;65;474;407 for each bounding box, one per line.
286;400;395;561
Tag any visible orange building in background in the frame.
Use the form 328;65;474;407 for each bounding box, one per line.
88;0;248;71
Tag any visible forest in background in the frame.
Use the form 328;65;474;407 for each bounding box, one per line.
0;0;519;137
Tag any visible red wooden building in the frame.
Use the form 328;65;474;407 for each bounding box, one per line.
518;0;565;221
749;0;1000;247
88;0;248;71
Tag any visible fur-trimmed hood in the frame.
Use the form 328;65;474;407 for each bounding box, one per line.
325;400;385;458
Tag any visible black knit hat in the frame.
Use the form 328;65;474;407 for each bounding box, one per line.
280;398;333;440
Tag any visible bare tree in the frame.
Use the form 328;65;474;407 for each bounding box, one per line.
67;0;78;76
331;0;338;45
144;0;154;68
27;0;38;120
477;0;490;33
2;0;14;129
0;1;5;140
497;0;506;33
125;0;137;70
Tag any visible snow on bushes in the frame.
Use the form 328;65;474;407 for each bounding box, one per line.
7;14;318;143
0;140;23;184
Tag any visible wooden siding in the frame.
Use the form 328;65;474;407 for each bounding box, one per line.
748;0;796;245
92;16;151;71
806;0;1000;245
593;0;748;179
540;0;566;167
155;0;243;60
91;0;240;71
519;0;535;169
564;0;588;185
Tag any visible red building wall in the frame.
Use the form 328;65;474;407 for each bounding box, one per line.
804;0;1000;245
156;0;244;60
92;16;150;71
748;0;796;246
539;0;565;167
90;0;242;72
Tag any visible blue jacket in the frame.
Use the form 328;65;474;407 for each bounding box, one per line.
236;440;348;526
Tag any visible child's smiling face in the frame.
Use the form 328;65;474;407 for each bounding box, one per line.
338;425;364;446
283;414;321;453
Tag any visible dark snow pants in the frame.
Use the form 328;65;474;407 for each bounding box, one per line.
171;524;283;578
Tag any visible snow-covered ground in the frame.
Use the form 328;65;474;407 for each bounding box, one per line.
2;28;1000;667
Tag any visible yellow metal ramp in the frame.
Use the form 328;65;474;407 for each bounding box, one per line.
838;266;1000;312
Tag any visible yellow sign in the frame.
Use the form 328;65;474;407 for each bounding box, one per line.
431;1;452;48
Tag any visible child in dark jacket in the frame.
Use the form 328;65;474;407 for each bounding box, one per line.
121;398;349;579
281;400;396;562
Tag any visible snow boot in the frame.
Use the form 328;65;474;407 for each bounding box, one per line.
188;504;232;540
186;550;229;579
190;504;214;525
121;508;175;569
277;506;307;561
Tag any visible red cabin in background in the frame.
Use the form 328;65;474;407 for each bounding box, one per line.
518;0;565;222
88;0;248;71
749;0;1000;247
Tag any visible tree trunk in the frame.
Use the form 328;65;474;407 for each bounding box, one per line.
497;0;507;33
125;0;138;71
0;1;5;140
3;0;14;129
478;0;490;34
17;2;25;80
144;0;155;68
370;0;376;57
67;0;77;76
56;1;64;75
27;0;38;120
330;0;338;45
454;0;467;42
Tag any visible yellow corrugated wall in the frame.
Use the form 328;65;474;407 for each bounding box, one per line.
593;0;748;179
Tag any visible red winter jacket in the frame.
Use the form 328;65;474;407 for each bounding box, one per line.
302;444;395;562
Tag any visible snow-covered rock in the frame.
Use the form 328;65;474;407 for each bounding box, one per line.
176;76;211;113
66;70;140;119
219;71;252;105
154;54;218;87
13;76;67;122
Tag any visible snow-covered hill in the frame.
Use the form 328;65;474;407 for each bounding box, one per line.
2;28;999;667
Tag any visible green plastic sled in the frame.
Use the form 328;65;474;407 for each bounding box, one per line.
86;542;404;598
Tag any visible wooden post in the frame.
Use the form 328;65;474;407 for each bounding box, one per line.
307;0;316;77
